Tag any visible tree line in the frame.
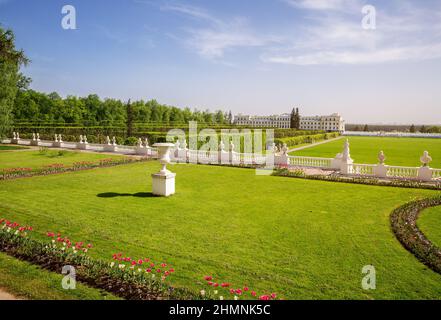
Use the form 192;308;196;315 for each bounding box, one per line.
13;90;234;127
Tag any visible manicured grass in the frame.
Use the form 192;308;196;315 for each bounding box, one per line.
418;206;441;249
0;145;29;151
0;252;120;300
0;149;123;170
1;157;441;299
290;136;441;167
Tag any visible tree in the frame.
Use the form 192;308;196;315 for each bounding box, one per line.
409;124;416;133
0;26;29;138
290;107;300;129
126;99;133;137
363;124;369;132
228;110;233;124
420;125;427;133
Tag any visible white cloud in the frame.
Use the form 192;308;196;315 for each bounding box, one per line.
162;3;279;60
283;0;360;12
262;1;441;65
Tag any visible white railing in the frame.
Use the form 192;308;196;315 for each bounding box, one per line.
432;169;441;179
352;163;376;176
4;136;441;182
386;166;419;179
288;156;333;168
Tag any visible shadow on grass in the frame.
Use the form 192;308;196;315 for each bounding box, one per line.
97;192;156;198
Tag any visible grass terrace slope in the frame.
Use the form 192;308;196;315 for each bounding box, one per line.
0;252;120;300
1;152;441;299
0;148;123;170
418;206;441;249
290;136;441;167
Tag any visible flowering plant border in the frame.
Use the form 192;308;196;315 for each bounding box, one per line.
0;157;151;180
390;196;441;275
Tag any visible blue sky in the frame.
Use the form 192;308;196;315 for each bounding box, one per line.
1;0;441;124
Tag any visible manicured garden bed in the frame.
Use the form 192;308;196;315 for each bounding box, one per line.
0;148;124;170
1;155;441;299
290;136;441;167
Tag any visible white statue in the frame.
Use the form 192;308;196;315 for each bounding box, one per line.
281;143;288;155
79;135;83;143
16;132;20;139
420;151;432;167
219;140;225;152
84;135;88;143
230;141;235;152
54;134;58;142
36;133;40;140
144;137;149;148
138;138;143;147
112;136;116;146
105;136;111;145
12;132;16;139
342;139;352;161
58;134;63;142
32;133;36;141
378;151;386;164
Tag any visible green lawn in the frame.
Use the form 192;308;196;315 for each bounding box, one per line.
290;136;441;167
0;252;120;300
0;149;123;170
1;154;441;299
418;206;441;249
0;145;29;151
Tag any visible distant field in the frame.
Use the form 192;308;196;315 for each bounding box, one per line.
418;206;441;249
0;149;123;170
290;136;441;167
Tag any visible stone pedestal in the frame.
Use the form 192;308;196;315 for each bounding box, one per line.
11;139;20;144
219;151;230;164
52;141;64;148
77;142;89;150
418;166;432;181
30;139;41;146
103;144;117;152
374;164;388;178
151;172;176;196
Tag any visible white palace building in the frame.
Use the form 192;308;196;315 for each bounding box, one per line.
234;112;345;132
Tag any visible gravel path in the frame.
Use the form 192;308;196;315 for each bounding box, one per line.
287;136;343;153
0;288;18;300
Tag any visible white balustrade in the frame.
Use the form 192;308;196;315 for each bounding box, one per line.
386;166;419;179
352;164;376;176
432;169;441;179
288;156;333;168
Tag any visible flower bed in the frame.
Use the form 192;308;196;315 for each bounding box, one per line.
390;196;441;274
0;157;150;180
272;168;441;190
0;217;279;300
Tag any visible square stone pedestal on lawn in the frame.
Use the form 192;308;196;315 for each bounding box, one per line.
151;172;176;196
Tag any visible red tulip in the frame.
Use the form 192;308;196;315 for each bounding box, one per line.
207;281;213;286
169;268;175;273
229;289;235;294
204;276;213;281
138;259;143;265
146;268;152;273
235;289;242;295
251;291;256;297
213;283;219;287
243;287;249;292
259;295;270;300
221;283;230;287
156;269;162;273
271;293;277;299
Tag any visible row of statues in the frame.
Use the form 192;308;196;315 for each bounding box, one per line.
172;139;288;154
137;137;150;148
